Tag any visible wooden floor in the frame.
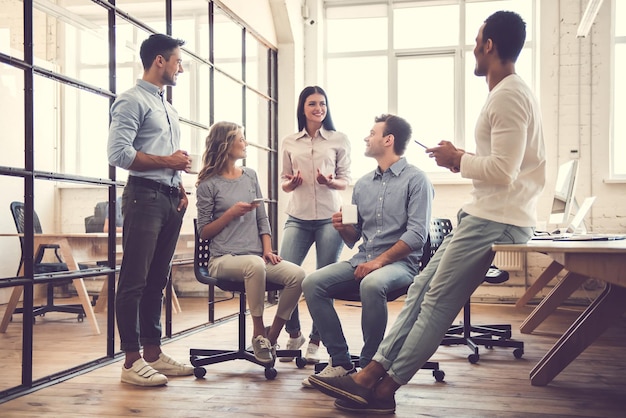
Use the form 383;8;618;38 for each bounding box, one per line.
1;297;626;417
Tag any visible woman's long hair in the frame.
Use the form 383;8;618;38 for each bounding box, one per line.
196;121;242;185
296;85;336;132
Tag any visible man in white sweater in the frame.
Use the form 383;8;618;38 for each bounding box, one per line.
308;10;546;414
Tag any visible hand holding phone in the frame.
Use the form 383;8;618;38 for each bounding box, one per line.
250;198;266;204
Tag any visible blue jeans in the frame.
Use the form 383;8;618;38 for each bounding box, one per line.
115;182;185;352
373;210;533;385
280;216;344;339
302;260;415;368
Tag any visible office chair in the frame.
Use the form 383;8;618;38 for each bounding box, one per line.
313;234;446;383
84;201;108;233
10;201;85;322
189;219;305;380
432;218;524;364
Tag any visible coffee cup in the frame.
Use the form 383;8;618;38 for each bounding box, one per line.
187;153;202;174
342;204;358;224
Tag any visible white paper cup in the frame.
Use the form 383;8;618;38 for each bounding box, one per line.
342;204;358;224
188;153;202;174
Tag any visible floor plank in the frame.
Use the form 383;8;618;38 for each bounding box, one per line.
1;297;625;417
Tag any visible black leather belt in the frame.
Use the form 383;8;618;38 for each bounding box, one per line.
128;176;180;197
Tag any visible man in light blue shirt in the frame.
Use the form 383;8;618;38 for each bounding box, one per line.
107;33;194;387
301;114;434;387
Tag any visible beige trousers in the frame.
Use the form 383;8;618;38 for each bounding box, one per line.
208;254;305;320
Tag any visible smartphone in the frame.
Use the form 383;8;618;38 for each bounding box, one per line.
250;198;267;204
414;140;429;149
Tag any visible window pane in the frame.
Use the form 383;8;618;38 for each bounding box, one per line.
326;5;387;53
172;1;210;60
398;56;454;174
394;4;459;49
466;0;533;44
35;76;110;178
214;8;242;79
33;3;109;90
176;61;213;129
115;23;151;94
326;56;387;180
614;43;626;176
0;63;24;168
246;33;269;93
617;1;626;37
174;59;193;122
0;1;23;60
114;1;166;34
214;71;242;125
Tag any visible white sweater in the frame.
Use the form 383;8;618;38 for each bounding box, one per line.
461;74;546;227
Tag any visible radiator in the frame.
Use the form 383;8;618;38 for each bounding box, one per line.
493;251;524;271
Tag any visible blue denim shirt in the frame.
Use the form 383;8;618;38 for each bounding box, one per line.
107;79;182;187
349;157;433;274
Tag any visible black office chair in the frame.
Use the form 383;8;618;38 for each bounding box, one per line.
313;234;446;383
84;201;108;233
10;201;85;322
432;218;524;363
189;219;305;380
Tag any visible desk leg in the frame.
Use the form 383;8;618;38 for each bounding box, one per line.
94;278;108;313
56;240;100;336
171;288;182;313
72;277;100;335
516;261;563;308
530;284;626;386
0;286;24;333
520;272;587;334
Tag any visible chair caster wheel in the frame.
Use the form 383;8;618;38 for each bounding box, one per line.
264;367;277;380
194;367;206;378
77;314;84;322
295;357;307;369
468;353;479;364
513;348;524;359
433;370;445;382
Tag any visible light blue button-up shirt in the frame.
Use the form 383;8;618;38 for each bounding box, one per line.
107;79;182;187
349;157;433;274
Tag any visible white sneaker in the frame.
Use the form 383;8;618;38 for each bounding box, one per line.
251;335;274;364
279;334;306;362
121;358;168;387
301;360;355;388
146;352;194;376
305;342;321;364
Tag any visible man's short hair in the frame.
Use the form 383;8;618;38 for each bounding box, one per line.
483;11;526;63
139;34;185;70
375;114;412;156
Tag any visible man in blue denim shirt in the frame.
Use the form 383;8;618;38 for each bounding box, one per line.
301;114;434;387
108;34;194;387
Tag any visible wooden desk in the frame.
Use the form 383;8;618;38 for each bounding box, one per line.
1;233;193;333
493;240;626;386
0;235;100;335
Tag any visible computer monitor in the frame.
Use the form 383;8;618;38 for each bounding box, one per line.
567;196;596;233
549;159;579;226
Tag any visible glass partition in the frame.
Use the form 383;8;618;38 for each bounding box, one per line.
0;0;278;400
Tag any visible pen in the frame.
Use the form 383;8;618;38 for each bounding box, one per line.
414;140;428;149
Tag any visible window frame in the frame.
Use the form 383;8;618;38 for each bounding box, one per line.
323;0;537;183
